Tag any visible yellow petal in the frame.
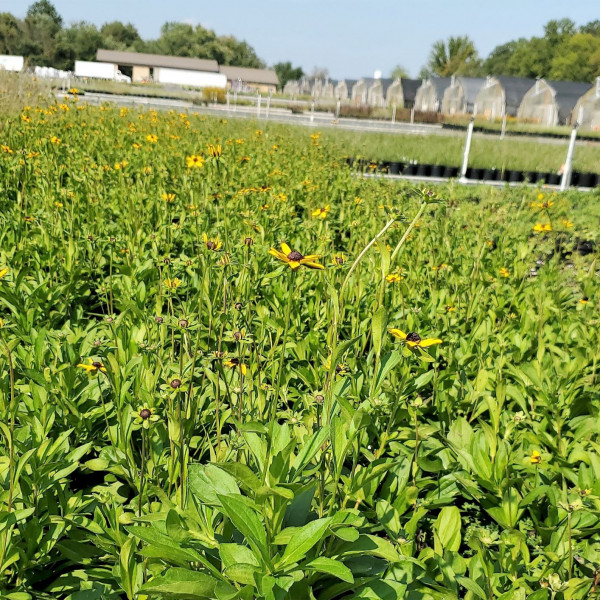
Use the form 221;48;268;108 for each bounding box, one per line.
77;363;94;371
420;338;443;348
269;248;287;260
407;341;419;348
288;261;301;270
240;364;247;376
302;254;321;261
281;242;292;255
302;261;325;270
389;329;407;340
0;268;8;279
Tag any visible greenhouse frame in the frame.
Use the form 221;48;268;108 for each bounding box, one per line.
414;77;452;112
572;77;600;130
473;76;535;119
517;79;593;126
441;76;486;114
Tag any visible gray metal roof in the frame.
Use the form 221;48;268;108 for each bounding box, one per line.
400;79;421;104
494;76;536;112
430;77;452;96
544;79;594;123
455;77;486;104
219;65;279;85
379;78;396;94
96;49;219;72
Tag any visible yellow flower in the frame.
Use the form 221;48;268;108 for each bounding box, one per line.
255;129;263;136
240;156;250;163
203;233;223;251
132;406;160;429
533;223;552;233
24;216;34;223
223;358;247;375
235;139;244;144
164;278;182;289
275;193;287;202
21;114;31;123
1;145;13;154
207;144;222;158
530;450;542;464
579;297;589;305
77;358;107;373
146;134;158;143
0;267;8;280
332;253;346;266
69;87;79;95
162;193;176;203
445;305;456;312
312;205;330;219
269;242;324;271
186;155;204;168
354;197;363;205
562;219;573;228
389;329;442;348
499;267;510;278
54;201;63;208
386;273;403;283
49;136;61;145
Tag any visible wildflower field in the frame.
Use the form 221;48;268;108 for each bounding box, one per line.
1;97;600;600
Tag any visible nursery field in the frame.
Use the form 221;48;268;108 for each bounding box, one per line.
1;98;600;600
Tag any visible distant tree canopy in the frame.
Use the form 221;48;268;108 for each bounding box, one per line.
390;64;409;80
273;62;304;89
0;1;266;70
423;19;600;82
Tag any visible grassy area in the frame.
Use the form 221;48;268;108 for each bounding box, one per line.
321;127;600;173
1;103;600;598
0;71;52;116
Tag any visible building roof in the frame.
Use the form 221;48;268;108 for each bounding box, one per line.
493;76;536;111
400;79;421;104
454;77;486;104
424;77;452;98
219;65;279;85
544;79;593;123
96;49;219;72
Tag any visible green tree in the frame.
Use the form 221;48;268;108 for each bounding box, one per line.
550;33;600;81
580;20;600;37
426;36;481;76
273;61;304;89
390;64;409;79
100;21;143;50
22;0;63;66
483;40;523;75
0;12;24;56
54;21;103;70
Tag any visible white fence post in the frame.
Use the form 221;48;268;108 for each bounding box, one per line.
560;123;579;191
256;93;261;118
335;99;341;119
226;91;230;113
391;104;396;123
233;91;237;112
460;118;475;182
410;107;415;124
500;113;507;139
266;94;271;119
310;101;315;123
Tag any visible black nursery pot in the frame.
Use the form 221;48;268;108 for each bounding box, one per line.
577;172;597;188
524;171;539;183
469;168;483;180
508;170;524;183
443;166;459;178
388;161;402;175
404;163;417;176
415;163;431;177
378;161;390;173
483;168;499;181
547;173;561;185
430;164;444;177
570;171;580;186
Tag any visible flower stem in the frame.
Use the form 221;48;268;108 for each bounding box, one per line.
139;428;146;517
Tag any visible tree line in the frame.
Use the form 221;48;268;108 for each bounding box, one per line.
416;18;600;82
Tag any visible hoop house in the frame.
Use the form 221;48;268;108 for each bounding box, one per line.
474;76;535;119
367;78;396;106
312;78;335;99
335;79;355;101
414;77;452;112
518;79;592;126
572;78;600;130
399;79;421;109
352;78;377;105
441;76;486;114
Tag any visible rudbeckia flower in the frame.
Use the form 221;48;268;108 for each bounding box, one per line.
146;134;158;143
499;267;510;278
533;223;552;233
0;268;8;280
203;233;223;251
332;253;346;266
530;450;542;464
77;358;107;373
132;406;160;429
389;330;442;348
223;358;247;375
186;155;204;168
312;205;330;219
207;144;222;158
386;273;403;283
164;278;182;289
269;243;324;271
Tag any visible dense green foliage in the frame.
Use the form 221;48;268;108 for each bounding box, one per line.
0;0;265;70
424;19;600;81
1;100;600;599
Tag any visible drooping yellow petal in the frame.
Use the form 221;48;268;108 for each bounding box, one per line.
419;338;443;348
281;242;292;255
389;329;407;340
0;268;8;279
288;261;301;270
301;260;325;270
269;248;287;260
240;364;248;376
406;341;420;348
302;254;321;261
77;363;94;371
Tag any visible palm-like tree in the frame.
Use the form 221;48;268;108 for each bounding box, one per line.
427;36;480;76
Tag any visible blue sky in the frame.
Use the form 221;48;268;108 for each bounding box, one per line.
7;0;600;79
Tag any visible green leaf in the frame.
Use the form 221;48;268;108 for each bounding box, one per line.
277;517;332;568
219;543;260;569
434;507;461;553
371;306;388;357
456;576;488;600
188;464;240;506
215;462;261;493
223;564;260;586
305;557;354;583
139;568;218;598
290;426;329;480
335;534;399;563
217;494;270;568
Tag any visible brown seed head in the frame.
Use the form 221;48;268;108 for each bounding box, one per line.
206;241;217;250
155;316;163;323
233;331;243;341
234;302;243;310
170;378;182;389
315;394;324;404
92;361;103;369
178;319;189;328
287;250;304;261
139;408;152;420
244;237;254;246
406;332;421;343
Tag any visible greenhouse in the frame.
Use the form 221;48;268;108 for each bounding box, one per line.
311;78;335;99
517;79;593;126
399;79;421;109
441;76;486;114
335;79;355;101
367;78;396;106
414;77;452;112
473;76;535;119
352;78;377;104
572;77;600;130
